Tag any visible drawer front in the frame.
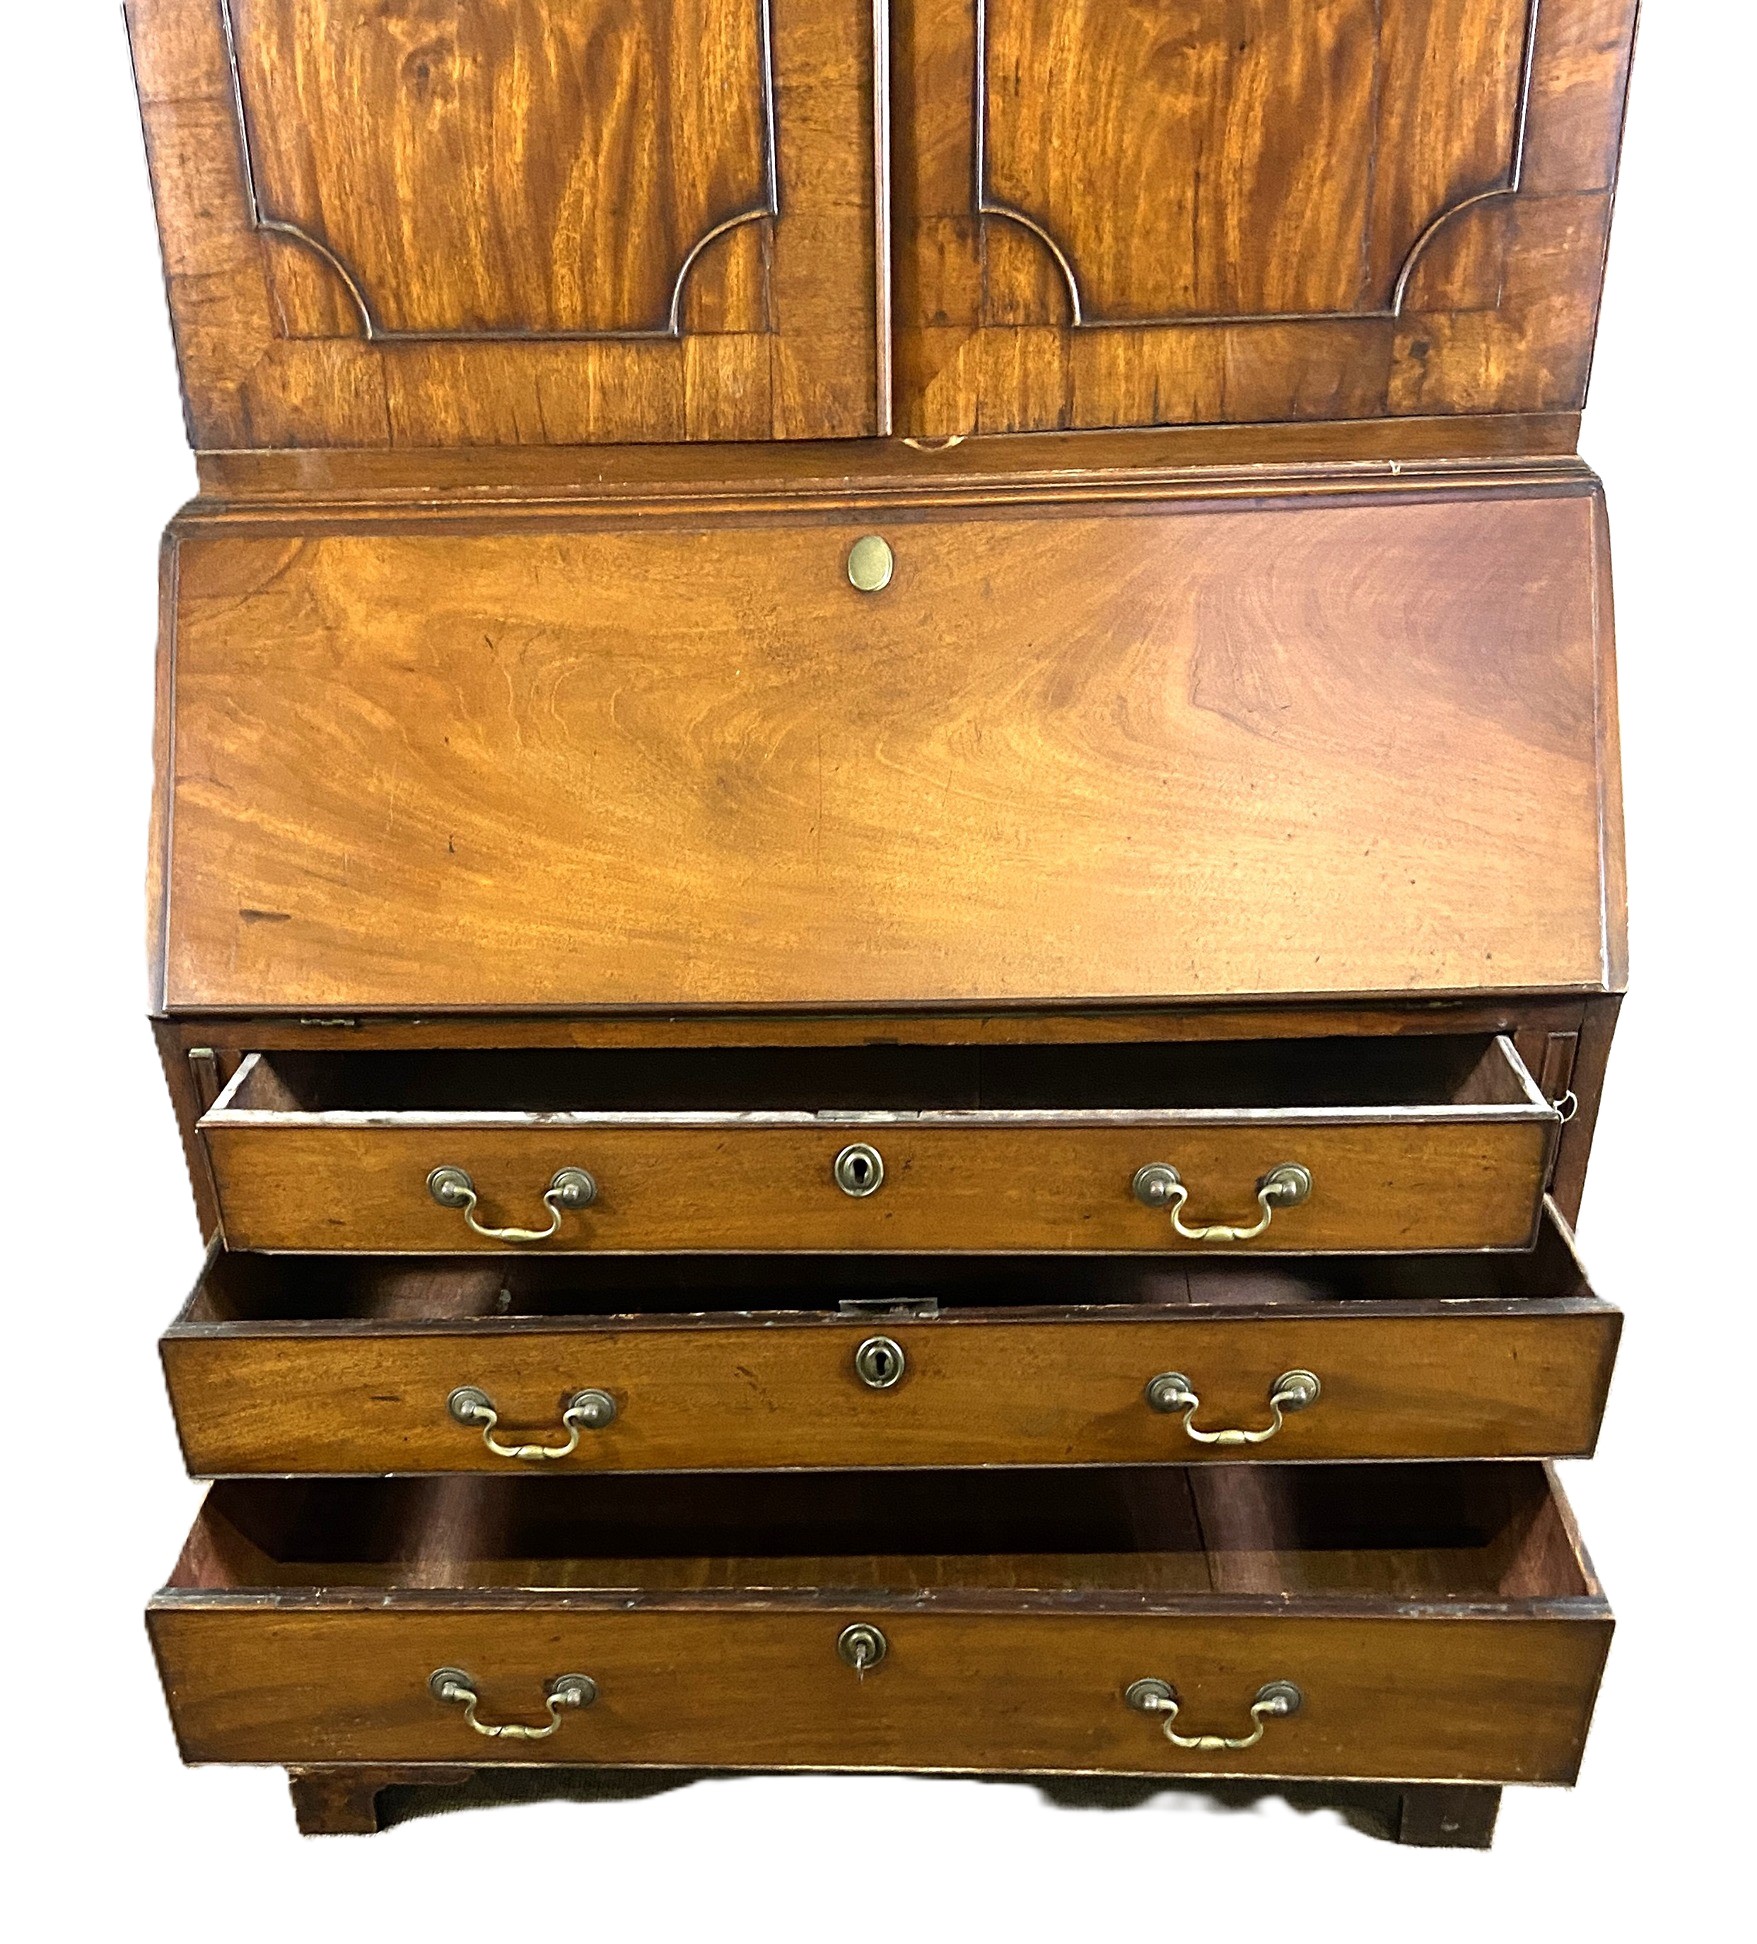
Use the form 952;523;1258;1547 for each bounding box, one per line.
164;1303;1619;1475
201;1113;1554;1255
150;1605;1609;1783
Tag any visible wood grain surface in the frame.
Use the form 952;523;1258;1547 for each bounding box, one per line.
148;1464;1610;1781
198;1109;1555;1254
980;0;1531;320
894;0;1640;434
128;0;1637;446
150;999;1615;1257
191;415;1588;507
226;0;776;338
124;0;1637;1832
150;1605;1611;1779
163;1267;1619;1473
126;0;881;443
157;486;1622;1012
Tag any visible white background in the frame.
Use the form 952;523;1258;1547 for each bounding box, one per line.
3;6;1749;1937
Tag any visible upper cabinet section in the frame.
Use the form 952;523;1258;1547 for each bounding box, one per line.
130;0;1639;449
894;0;1641;436
127;0;885;445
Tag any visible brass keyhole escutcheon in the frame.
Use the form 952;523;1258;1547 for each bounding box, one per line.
837;1623;889;1672
834;1143;885;1197
847;534;894;592
853;1335;906;1390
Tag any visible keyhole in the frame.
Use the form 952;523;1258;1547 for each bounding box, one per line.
834;1143;885;1198
837;1622;889;1672
854;1336;906;1390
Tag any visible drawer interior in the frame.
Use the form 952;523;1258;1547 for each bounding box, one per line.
181;1209;1593;1327
170;1463;1591;1600
213;1034;1541;1118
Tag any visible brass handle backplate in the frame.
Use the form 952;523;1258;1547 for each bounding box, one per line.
1145;1369;1320;1446
447;1385;617;1460
1125;1678;1302;1751
428;1165;596;1244
429;1667;596;1740
1132;1162;1311;1241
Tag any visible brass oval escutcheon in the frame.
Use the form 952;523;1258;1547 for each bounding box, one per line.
853;1335;906;1390
833;1142;885;1197
847;534;894;592
837;1623;888;1671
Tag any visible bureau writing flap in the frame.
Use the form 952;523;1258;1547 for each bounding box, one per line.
152;485;1624;1013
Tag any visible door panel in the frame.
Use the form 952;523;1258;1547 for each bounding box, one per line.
892;0;1640;434
228;0;777;339
980;0;1527;322
127;0;884;444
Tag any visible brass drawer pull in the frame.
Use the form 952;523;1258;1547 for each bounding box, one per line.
447;1385;617;1460
1145;1368;1320;1446
427;1165;596;1243
1132;1162;1311;1241
1125;1678;1302;1751
429;1668;596;1741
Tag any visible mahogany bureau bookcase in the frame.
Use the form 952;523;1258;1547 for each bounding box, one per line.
127;0;1639;1846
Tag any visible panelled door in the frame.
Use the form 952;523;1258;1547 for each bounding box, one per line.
131;0;1640;447
128;0;887;444
890;0;1640;435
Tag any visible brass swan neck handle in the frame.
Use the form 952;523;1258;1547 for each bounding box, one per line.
427;1165;596;1244
429;1668;597;1741
1145;1369;1321;1446
1125;1678;1303;1751
1132;1162;1312;1242
447;1385;617;1460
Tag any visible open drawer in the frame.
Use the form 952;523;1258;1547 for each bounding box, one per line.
162;1207;1617;1475
196;1035;1560;1256
149;1462;1610;1783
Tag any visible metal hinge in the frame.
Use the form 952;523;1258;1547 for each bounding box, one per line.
814;1109;923;1121
836;1296;941;1319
